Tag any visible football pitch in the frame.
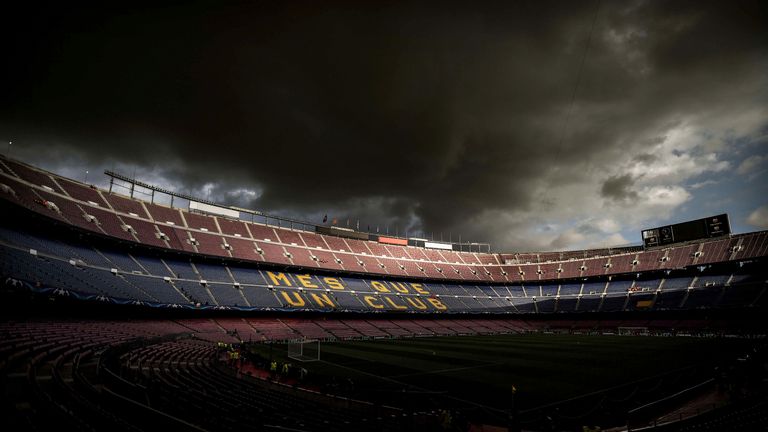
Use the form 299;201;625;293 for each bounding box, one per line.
254;333;750;420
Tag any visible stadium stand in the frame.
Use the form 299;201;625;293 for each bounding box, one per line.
8;223;758;315
2;156;767;285
2;155;768;432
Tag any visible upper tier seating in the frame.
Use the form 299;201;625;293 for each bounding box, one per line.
3;228;762;314
2;155;767;284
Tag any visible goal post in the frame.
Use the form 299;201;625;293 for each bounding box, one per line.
617;326;649;336
287;339;320;362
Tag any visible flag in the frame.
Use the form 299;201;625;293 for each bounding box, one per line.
322;214;327;223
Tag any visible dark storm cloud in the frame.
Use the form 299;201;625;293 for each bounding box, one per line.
633;153;659;165
601;174;639;202
1;0;767;249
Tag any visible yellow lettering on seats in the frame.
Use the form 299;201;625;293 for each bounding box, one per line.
267;271;291;286
371;281;390;293
410;283;429;295
390;282;410;293
323;277;345;290
280;291;305;307
297;274;318;288
310;293;335;308
427;298;447;310
384;296;407;310
364;295;384;309
405;297;428;310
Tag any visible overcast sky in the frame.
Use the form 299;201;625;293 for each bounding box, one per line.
2;1;767;252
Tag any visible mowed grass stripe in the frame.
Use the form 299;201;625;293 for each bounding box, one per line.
324;340;491;367
320;335;728;382
257;334;751;411
318;337;624;407
320;343;480;378
324;335;702;370
361;334;744;366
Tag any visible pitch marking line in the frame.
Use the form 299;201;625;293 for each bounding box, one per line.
387;361;505;379
319;359;415;388
320;358;508;415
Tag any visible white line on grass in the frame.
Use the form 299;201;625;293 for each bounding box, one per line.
387;361;505;379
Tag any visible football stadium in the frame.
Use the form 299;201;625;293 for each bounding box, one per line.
2;1;768;432
0;155;766;431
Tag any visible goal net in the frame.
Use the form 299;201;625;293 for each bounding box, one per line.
617;326;649;336
287;339;320;362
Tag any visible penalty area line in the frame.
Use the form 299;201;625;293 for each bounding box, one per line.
387;361;505;379
318;359;419;389
319;359;507;416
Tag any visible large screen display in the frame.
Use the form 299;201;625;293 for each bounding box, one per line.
641;214;730;247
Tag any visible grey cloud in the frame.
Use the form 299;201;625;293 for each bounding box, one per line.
633;153;659;165
601;174;639;202
1;0;766;251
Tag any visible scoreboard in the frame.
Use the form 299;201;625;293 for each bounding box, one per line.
642;214;730;248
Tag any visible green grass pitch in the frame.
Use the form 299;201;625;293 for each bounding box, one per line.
252;334;750;419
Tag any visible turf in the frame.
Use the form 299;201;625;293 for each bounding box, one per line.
252;333;750;415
